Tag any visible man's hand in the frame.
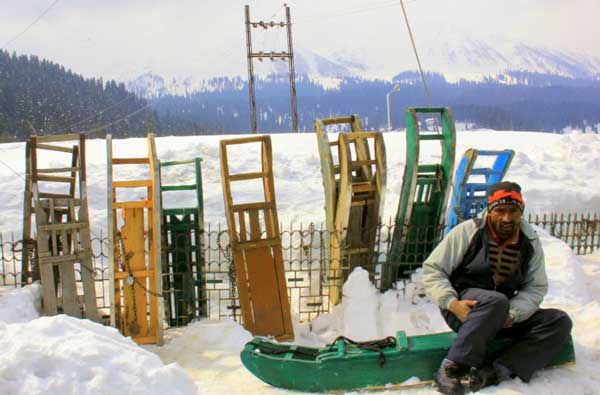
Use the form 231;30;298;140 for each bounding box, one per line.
449;299;478;322
503;314;514;328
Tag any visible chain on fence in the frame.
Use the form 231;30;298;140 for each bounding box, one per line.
1;213;598;326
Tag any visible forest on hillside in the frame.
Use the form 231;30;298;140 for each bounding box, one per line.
150;71;600;133
0;50;208;141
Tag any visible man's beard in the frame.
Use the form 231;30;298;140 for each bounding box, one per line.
495;221;517;240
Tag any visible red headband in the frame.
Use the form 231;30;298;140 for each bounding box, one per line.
488;190;524;205
487;189;525;212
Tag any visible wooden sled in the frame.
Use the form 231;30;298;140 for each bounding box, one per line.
241;330;576;393
314;116;386;305
384;108;456;288
159;157;207;327
107;133;163;344
22;133;99;322
446;149;514;233
220;135;293;341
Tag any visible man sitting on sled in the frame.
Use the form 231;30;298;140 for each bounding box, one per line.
422;181;572;394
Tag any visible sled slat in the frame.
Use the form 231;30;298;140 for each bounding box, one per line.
36;143;74;153
112;157;149;165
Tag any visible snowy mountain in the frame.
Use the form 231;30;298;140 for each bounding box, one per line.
127;37;600;98
126;49;354;98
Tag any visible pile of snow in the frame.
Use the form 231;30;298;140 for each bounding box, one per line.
0;284;41;324
152;319;254;393
0;315;197;395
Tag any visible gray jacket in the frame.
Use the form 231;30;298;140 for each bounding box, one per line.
422;210;548;323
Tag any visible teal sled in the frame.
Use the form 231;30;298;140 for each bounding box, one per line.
240;331;575;393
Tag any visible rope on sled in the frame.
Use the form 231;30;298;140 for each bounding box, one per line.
250;335;397;367
326;336;397;368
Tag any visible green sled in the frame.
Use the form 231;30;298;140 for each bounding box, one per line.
240;331;575;393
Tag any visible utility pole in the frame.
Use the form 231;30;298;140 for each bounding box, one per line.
244;4;299;133
386;85;400;132
286;6;299;133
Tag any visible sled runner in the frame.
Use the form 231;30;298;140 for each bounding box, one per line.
107;134;163;344
241;331;575;393
315;116;386;305
384;107;456;288
446;149;514;233
220;135;293;341
159;157;207;327
22;133;100;322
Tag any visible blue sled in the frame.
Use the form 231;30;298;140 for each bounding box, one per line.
446;149;514;233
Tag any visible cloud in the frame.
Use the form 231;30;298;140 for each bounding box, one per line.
1;0;598;81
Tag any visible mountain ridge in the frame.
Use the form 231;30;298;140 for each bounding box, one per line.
126;39;600;99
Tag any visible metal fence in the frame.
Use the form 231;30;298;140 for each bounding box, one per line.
1;212;598;325
528;212;600;255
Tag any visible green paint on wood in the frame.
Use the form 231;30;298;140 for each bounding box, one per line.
159;157;207;326
241;331;575;393
384;107;456;288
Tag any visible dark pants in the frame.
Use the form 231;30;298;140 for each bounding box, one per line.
441;288;572;382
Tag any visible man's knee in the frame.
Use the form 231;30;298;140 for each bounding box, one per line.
532;308;572;337
552;309;573;336
473;290;510;315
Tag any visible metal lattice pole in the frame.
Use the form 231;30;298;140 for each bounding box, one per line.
244;5;299;133
286;6;299;133
245;5;258;134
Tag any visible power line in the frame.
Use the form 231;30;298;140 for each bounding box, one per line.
2;0;61;48
295;0;417;24
81;104;151;134
268;4;286;20
399;0;432;104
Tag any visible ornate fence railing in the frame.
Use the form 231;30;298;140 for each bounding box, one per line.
528;213;600;255
1;212;598;325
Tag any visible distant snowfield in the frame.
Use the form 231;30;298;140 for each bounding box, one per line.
0;130;599;394
0;130;599;237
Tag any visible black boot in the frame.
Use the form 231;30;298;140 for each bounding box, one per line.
468;363;500;392
434;359;469;395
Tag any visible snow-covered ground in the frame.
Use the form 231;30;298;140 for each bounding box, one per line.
0;130;599;394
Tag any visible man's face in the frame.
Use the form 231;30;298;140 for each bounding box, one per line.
489;204;522;240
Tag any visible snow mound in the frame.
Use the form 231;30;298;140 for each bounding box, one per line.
341;267;379;340
535;226;591;307
0;284;41;324
158;318;252;369
153;319;256;395
0;315;197;395
294;267;450;346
